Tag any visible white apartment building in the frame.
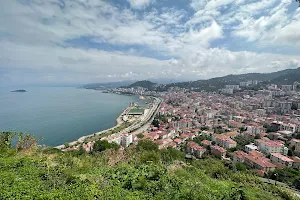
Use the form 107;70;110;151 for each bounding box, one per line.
270;153;294;167
121;134;133;147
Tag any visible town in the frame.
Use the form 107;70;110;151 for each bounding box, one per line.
64;80;300;183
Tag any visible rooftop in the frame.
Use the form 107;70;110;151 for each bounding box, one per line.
271;153;294;162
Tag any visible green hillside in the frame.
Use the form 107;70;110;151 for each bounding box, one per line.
0;132;296;200
127;68;300;92
128;80;157;90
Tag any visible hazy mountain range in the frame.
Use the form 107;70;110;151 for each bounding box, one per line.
82;67;300;91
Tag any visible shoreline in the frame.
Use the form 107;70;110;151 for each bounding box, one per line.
54;105;132;149
54;90;154;150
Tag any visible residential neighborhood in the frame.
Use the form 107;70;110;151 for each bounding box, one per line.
66;81;300;177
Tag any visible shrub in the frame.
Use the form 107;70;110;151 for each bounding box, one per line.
93;140;119;152
136;140;158;151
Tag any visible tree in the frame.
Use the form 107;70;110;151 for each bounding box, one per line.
293;178;300;189
193;135;212;145
137;133;144;139
152;119;159;128
254;134;261;139
93;140;119;152
234;135;255;151
287;149;294;157
229;186;248;200
136;140;158;151
291;103;298;110
235;163;247;172
64;142;70;148
239;127;246;133
0;131;16;149
160;147;184;164
16;132;40;151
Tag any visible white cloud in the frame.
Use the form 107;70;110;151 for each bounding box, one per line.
180;21;223;48
127;0;152;9
0;0;300;86
239;0;279;15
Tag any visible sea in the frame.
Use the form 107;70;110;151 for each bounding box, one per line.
0;87;144;146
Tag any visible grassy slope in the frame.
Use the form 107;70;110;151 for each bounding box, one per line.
0;147;297;200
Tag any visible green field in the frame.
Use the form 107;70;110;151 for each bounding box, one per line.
128;106;145;115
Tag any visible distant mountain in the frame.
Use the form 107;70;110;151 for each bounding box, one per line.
162;67;300;91
125;67;300;92
270;68;300;85
148;78;186;84
127;80;157;90
81;80;135;89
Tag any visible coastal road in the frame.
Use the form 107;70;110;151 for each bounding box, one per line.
128;97;162;135
123;97;162;133
55;96;162;149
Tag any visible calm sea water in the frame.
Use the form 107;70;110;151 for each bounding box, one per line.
0;87;143;146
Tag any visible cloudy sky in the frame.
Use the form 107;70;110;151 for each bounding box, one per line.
1;0;300;86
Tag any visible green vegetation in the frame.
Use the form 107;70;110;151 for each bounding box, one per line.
93;140;119;152
0;132;296;200
137;133;144;139
128;107;145;115
193;135;212;145
152;119;160;128
128;80;157;90
85;122;132;143
134;68;300;92
234;135;255;151
267;168;300;190
157;115;168;123
136;140;159;151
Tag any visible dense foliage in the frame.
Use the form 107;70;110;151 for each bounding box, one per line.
0;132;297;200
234;135;255;151
267;168;300;190
93;140;119;152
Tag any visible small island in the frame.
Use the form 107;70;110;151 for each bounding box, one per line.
11;89;27;93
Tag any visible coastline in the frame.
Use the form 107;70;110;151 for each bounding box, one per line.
53;90;159;150
54;105;132;149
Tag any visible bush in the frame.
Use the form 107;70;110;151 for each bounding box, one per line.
137;140;158;151
160;147;184;164
140;151;161;164
235;163;247;172
93;140;119;152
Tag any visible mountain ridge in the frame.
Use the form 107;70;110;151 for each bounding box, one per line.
126;67;300;91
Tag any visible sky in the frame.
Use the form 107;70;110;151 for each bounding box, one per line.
1;0;300;86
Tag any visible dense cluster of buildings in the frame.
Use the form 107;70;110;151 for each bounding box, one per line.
65;82;300;176
123;83;300;176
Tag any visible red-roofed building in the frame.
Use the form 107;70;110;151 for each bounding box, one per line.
148;132;159;141
167;142;176;148
214;134;237;149
158;131;169;139
174;138;182;145
180;133;189;142
231;151;247;163
244;155;276;172
256;139;287;155
201;140;211;148
211;145;226;158
186;142;206;158
292;157;300;169
270;153;294;167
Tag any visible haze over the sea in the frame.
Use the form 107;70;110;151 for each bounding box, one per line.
0;87;144;146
